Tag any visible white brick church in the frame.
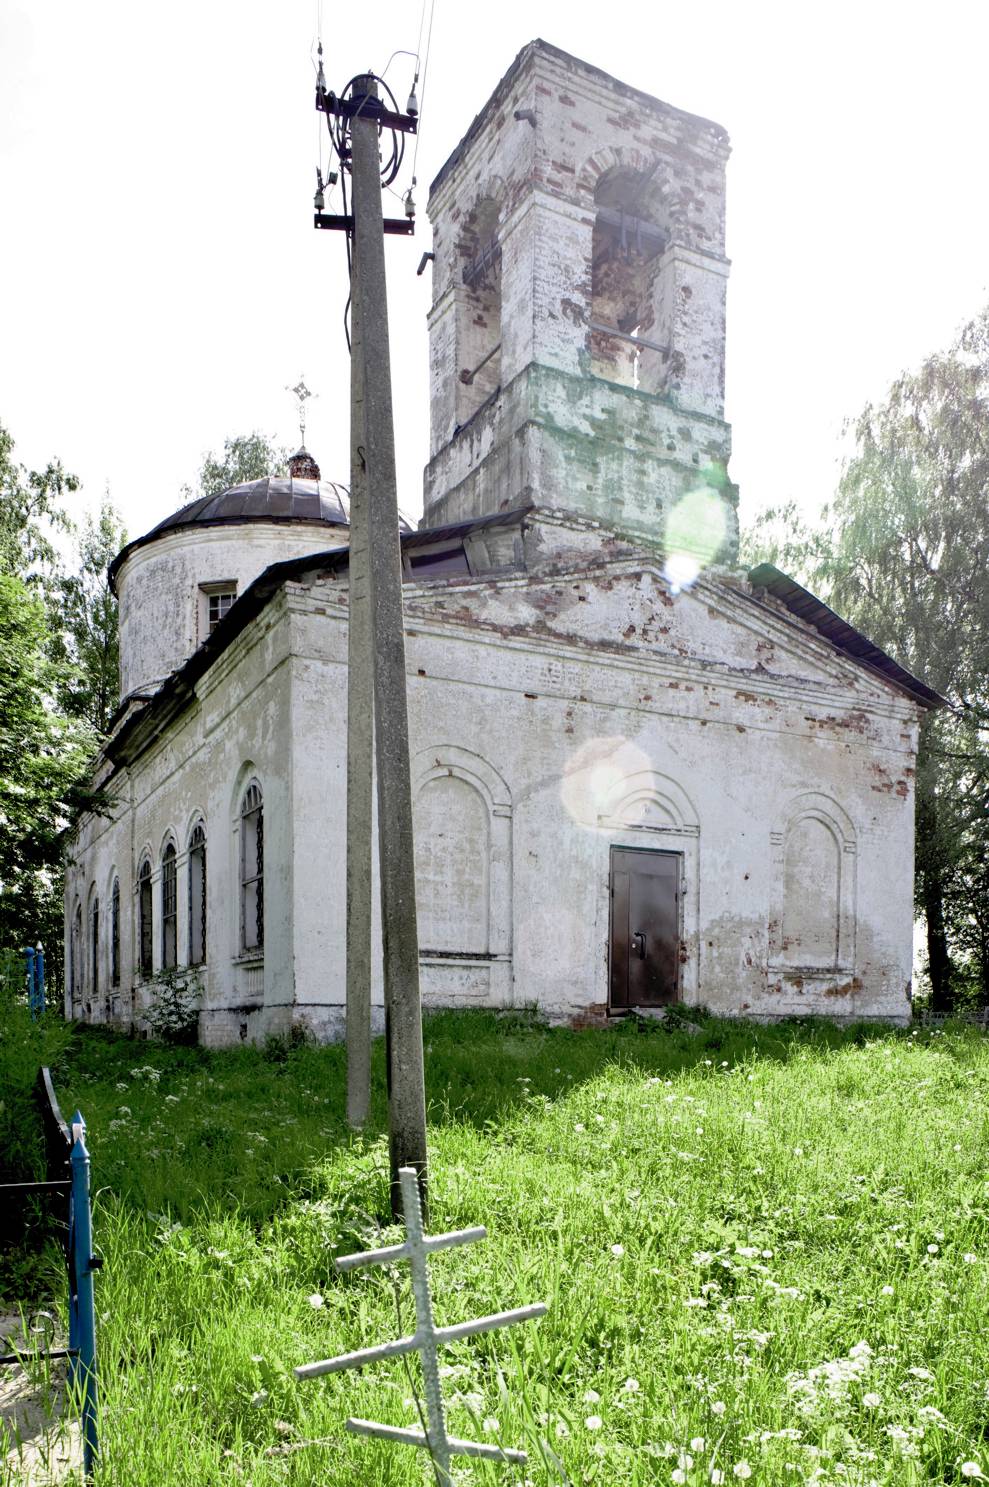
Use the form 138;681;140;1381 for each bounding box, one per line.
64;41;940;1042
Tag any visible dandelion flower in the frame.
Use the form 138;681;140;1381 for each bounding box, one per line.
611;1243;625;1258
927;1243;940;1254
583;1389;601;1404
574;1123;586;1133
585;1415;603;1430
623;1378;640;1393
863;1392;882;1408
881;1285;894;1296
964;1253;978;1264
691;1436;706;1450
307;1293;324;1309
672;1471;687;1485
961;1465;985;1480
555;1421;569;1439
711;1401;727;1416
711;1472;725;1485
733;1464;752;1480
482;1416;500;1434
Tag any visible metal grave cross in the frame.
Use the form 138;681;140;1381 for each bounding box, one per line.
295;1167;548;1482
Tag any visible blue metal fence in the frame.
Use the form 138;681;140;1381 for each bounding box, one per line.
24;942;46;1017
0;1068;100;1477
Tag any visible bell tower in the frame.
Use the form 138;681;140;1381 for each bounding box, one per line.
423;40;737;560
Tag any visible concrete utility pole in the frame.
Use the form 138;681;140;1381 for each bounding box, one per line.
348;77;429;1214
345;244;374;1131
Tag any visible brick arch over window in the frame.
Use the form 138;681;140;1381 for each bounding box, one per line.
769;793;857;972
579;149;680;394
412;746;512;962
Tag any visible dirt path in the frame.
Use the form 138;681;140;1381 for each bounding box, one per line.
1;1313;81;1485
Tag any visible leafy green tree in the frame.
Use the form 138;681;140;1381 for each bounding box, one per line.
184;432;289;500
744;307;989;1011
0;421;78;584
0;574;94;967
54;500;126;737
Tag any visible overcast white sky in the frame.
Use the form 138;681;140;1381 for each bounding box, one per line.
2;1;987;548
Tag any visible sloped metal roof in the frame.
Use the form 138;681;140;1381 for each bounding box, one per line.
747;562;946;710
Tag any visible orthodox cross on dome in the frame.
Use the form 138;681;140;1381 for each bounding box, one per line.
286;375;316;447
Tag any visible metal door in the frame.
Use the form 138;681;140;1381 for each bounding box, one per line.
609;848;680;1008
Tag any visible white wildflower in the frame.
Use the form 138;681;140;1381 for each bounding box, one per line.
307;1293;324;1309
610;1243;625;1258
585;1415;603;1430
583;1389;600;1404
482;1417;499;1434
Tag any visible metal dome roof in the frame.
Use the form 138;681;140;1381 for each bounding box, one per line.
108;477;350;590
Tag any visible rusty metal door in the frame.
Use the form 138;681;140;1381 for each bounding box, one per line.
609;848;680;1008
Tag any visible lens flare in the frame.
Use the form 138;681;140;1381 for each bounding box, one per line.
662;480;729;592
561;735;654;829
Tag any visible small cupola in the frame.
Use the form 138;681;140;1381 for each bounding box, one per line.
288;447;321;481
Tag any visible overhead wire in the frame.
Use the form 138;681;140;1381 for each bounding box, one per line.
409;0;437;191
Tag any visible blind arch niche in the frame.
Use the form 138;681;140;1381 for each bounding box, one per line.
770;793;857;973
412;746;513;1007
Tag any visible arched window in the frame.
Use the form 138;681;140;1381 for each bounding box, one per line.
240;782;264;953
138;857;153;979
188;821;207;966
456;198;502;425
90;894;100;995
589;165;669;392
71;903;82;1002
161;842;177;969
110;877;120;987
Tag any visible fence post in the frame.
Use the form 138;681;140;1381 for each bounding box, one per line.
69;1112;99;1476
35;943;46;1016
24;946;36;1018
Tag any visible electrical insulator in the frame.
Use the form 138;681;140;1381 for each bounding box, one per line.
406;84;419;116
404;190;416;220
314;168;325;212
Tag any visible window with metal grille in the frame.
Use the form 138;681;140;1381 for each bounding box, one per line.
240;782;264;953
110;878;120;986
138;859;153;978
162;842;177;969
208;591;236;633
90;896;99;994
71;904;82;1000
188;821;207;965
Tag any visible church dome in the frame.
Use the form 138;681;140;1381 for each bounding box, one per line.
108;475;349;591
111;457;351;703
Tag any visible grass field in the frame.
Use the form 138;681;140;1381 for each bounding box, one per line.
3;1010;989;1486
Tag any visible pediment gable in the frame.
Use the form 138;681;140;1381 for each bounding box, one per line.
405;560;908;708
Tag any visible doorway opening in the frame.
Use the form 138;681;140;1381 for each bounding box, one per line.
609;846;680;1009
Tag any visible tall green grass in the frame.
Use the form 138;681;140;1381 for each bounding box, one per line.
4;1012;989;1484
